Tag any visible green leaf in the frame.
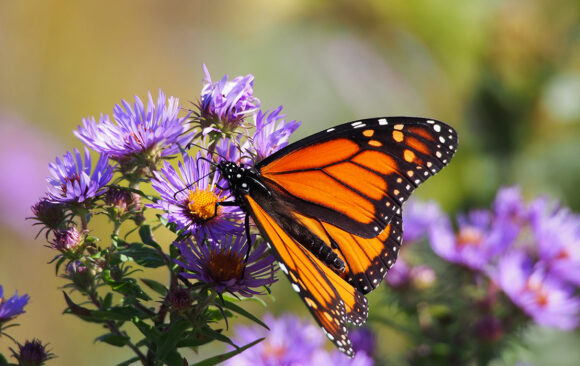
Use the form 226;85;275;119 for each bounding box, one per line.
116;356;141;366
198;327;236;347
141;278;168;296
190;338;264;366
176;331;214;348
156;319;191;364
95;333;130;347
102;293;113;309
118;243;165;268
139;225;161;249
102;270;151;300
220;299;269;330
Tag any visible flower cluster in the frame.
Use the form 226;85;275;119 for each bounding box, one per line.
225;314;375;366
397;187;580;330
24;67;308;365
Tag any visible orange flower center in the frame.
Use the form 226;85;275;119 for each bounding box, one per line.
526;279;549;308
206;249;245;282
187;187;224;223
457;226;484;247
263;342;287;359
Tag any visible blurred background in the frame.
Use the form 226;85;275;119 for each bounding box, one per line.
1;0;579;364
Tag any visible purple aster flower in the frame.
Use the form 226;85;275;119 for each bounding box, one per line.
215;137;245;165
197;65;260;133
74;90;192;166
0;285;30;324
532;201;580;286
174;234;277;296
148;151;242;237
45;147;113;204
402;200;444;243
489;251;580;330
225;313;324;366
429;210;514;271
242;106;300;163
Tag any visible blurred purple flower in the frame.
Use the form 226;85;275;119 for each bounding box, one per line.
410;265;437;290
385;258;411;288
402;200;444;243
148;152;242;237
174;234;277;297
349;327;376;358
311;349;373;366
225;313;324;366
489;251;580;330
0;116;62;237
429;210;514;271
198;65;260;133
242;107;300;163
75;91;191;161
46;147;113;204
0;285;30;324
532;201;580;286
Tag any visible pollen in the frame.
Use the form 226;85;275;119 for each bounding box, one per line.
187;186;224;223
207;249;245;282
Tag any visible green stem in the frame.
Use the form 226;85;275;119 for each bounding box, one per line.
88;293;148;365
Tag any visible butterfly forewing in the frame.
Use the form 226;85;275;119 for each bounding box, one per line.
258;117;458;238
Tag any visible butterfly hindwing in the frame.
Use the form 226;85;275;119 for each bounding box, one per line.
246;196;368;356
291;210;404;294
257;117;457;239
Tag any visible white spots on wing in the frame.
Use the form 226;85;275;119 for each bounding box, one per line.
427;120;435;124
414;179;421;184
326;128;335;133
436;151;442;158
291;283;300;293
378;118;388;125
439;136;446;143
279;262;288;274
351;121;365;129
434;124;441;132
374;226;379;232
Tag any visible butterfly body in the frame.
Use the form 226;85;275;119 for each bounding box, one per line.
217;117;458;356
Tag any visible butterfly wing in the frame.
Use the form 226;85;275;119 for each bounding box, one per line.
256;117;457;292
291;210;403;294
257;117;457;238
246;195;368;357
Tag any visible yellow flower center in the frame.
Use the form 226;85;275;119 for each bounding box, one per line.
187;187;224;223
457;226;484;247
207;249;245;282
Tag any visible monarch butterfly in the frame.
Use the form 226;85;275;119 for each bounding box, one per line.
217;116;458;356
